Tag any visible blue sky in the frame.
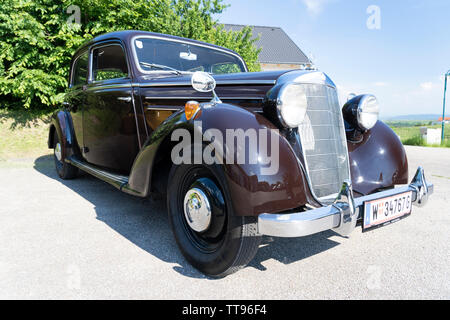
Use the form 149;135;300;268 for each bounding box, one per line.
218;0;450;118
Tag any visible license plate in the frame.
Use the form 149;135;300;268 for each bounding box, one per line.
363;191;413;232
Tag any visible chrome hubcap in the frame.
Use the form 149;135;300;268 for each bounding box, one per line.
55;143;62;161
183;188;212;233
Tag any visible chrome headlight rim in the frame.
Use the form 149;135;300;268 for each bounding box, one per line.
276;83;309;129
356;94;380;131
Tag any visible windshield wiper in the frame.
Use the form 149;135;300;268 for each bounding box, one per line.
140;62;183;75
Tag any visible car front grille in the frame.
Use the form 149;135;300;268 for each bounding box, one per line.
296;83;350;203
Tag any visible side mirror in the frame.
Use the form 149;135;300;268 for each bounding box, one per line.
191;71;216;93
191;71;222;104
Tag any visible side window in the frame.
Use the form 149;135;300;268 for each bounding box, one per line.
212;63;241;75
92;44;128;82
72;52;89;86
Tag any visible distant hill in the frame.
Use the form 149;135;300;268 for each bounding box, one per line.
382;114;443;121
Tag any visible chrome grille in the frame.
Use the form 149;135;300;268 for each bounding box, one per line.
297;84;350;203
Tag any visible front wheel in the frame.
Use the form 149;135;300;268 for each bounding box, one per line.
167;163;261;277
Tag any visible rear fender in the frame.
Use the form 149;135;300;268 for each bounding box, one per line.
48;111;78;160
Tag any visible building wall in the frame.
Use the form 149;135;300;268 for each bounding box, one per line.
260;63;302;71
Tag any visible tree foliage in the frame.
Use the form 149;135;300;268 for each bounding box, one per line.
0;0;261;110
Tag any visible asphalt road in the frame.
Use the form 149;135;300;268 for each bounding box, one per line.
0;146;449;299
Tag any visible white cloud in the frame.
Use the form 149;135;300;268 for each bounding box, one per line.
334;77;446;118
420;82;434;90
302;0;332;16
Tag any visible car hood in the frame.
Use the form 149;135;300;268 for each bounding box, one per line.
139;70;289;86
137;69;331;113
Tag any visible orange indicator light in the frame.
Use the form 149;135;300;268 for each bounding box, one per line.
185;101;200;120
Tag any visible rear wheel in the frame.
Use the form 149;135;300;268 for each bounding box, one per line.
53;131;78;180
167;163;261;278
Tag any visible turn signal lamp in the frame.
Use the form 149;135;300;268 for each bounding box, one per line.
185;101;200;120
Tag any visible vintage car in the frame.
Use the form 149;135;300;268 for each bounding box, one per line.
49;30;433;277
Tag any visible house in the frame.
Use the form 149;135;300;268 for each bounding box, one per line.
223;24;312;71
437;117;450;124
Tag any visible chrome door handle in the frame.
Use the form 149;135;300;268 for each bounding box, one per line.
117;97;132;103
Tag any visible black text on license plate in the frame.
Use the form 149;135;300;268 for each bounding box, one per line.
363;191;413;232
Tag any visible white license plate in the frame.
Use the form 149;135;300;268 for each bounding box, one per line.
363;191;413;231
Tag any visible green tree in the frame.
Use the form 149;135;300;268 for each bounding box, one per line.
0;0;261;110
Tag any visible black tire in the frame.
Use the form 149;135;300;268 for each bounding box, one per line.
167;162;261;278
53;131;78;180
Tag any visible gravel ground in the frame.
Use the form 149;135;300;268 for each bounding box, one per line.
0;146;449;299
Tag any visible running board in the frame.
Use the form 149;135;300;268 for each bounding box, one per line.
67;157;129;191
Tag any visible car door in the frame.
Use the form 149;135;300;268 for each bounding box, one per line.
66;50;89;154
83;42;139;174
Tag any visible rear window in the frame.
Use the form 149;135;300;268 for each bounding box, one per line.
71;52;89;86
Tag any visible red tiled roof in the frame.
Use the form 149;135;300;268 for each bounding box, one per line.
438;117;450;121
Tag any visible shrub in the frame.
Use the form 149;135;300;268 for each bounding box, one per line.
0;0;261;110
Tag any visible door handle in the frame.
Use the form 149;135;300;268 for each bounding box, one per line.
118;97;132;103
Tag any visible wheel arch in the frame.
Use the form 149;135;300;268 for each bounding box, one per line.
48;110;80;161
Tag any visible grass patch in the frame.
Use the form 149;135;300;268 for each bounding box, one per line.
387;121;450;148
402;134;425;146
0;109;53;160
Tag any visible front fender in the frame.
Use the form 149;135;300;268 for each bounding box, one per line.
348;121;409;195
199;103;311;216
126;103;311;216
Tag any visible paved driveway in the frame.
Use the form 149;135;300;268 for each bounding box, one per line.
0;146;449;299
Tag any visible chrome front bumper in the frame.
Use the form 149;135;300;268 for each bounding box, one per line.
258;167;433;238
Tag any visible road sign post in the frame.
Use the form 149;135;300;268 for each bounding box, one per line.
442;70;450;143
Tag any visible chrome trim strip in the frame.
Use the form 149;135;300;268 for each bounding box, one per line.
130;35;249;74
144;96;263;100
136;80;275;87
137;81;192;87
258;167;433;238
84;81;275;91
215;80;276;85
86;83;132;91
145;107;180;111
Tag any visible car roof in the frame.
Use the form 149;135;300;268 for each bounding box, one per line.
72;30;241;59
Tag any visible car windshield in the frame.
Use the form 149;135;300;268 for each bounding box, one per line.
133;37;247;75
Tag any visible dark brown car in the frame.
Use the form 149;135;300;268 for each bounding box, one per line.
49;30;433;277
